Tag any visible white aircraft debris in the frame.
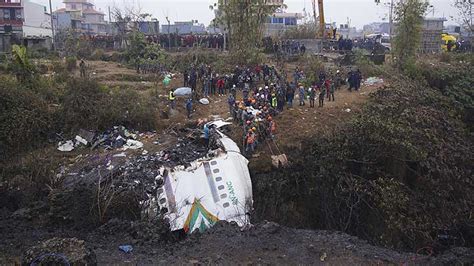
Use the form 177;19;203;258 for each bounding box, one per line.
156;122;253;234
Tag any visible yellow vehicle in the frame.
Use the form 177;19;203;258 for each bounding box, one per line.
441;33;457;52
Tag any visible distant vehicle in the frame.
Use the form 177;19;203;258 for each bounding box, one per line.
365;33;391;51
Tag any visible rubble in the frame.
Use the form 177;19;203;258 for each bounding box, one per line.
23;238;96;265
57;126;144;152
364;77;384;86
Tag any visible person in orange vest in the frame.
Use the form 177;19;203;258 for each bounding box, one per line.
268;116;276;139
245;128;256;155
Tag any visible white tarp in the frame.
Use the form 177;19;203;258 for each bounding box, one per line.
174;87;192;96
157;130;253;234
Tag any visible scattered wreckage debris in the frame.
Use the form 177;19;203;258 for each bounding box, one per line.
57;126;145;152
364;77;384;86
54;120;253;234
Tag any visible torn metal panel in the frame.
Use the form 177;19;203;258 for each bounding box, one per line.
157;129;253;233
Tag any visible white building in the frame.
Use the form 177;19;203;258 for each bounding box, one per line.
54;0;107;35
22;0;52;37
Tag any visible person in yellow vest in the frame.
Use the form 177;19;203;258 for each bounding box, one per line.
271;93;277;108
169;89;176;109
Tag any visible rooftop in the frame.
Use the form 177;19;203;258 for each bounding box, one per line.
63;0;93;5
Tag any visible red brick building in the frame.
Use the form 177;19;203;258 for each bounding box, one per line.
0;0;23;52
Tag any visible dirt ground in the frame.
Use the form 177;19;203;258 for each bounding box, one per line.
47;58;383;179
4;216;469;265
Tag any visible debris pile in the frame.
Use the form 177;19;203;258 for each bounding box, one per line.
57;126;145;152
364;77;384;86
53;121;253;234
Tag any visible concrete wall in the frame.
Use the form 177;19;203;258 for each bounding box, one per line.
288;39;322;53
84;13;102;23
24;37;52;50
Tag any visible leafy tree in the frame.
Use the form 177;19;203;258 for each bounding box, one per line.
392;0;429;68
124;31;147;72
215;0;279;64
124;31;168;73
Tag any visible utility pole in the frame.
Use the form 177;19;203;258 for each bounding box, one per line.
49;0;55;51
108;6;112;23
166;16;171;50
312;0;317;38
388;0;394;39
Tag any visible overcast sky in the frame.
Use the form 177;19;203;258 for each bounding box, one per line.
35;0;460;29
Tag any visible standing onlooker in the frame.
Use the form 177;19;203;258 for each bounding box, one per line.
319;85;326;107
309;86;316;108
298;84;306;106
185;98;193;118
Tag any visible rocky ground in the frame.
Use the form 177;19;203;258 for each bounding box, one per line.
2;216;473;265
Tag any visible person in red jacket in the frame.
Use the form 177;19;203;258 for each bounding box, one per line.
217;77;225;96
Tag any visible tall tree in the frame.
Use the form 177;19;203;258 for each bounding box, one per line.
215;0;279;64
392;0;429;68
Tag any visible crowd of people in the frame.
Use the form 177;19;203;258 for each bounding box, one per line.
169;64;362;156
148;34;226;49
274;40;306;56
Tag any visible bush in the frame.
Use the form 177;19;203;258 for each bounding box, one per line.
0;75;158;161
0;77;55;160
61;79;157;132
65;56;77;71
90;48;105;61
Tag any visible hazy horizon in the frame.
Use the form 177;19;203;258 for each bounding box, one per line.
35;0;460;29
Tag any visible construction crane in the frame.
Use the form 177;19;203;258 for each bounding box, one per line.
312;0;326;38
318;0;325;38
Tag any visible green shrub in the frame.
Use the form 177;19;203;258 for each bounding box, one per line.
253;69;474;251
65;56;77;71
90;48;105;61
0;78;55;160
61;79;157;132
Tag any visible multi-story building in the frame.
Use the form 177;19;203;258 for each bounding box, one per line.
216;0;301;37
264;12;303;37
0;0;23;52
54;0;107;35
